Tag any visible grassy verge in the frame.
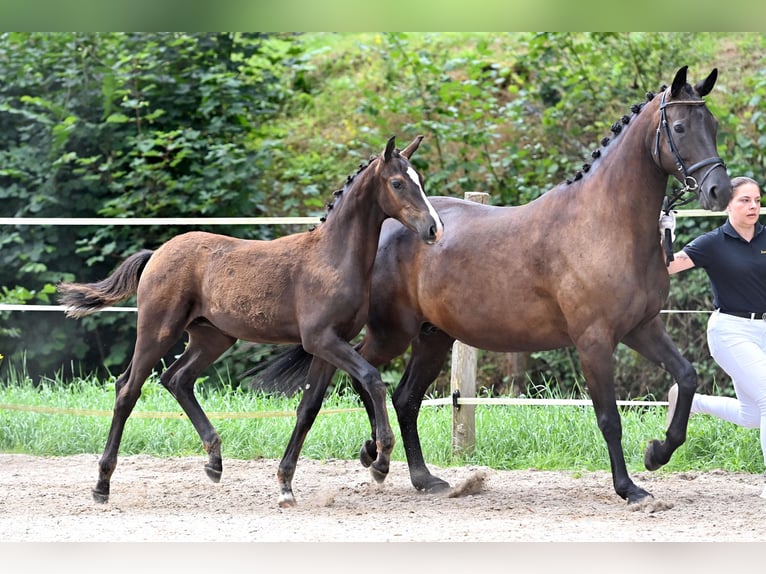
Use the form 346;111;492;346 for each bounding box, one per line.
0;370;762;476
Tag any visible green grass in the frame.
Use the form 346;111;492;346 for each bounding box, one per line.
0;368;762;476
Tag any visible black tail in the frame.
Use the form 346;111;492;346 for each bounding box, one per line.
241;344;314;396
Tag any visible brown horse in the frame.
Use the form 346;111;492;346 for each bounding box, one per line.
249;67;731;505
58;135;443;507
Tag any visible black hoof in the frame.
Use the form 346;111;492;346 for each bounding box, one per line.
205;464;222;483
624;482;653;505
92;489;109;504
413;473;450;493
643;439;663;471
359;443;378;468
627;491;654;505
369;462;389;484
425;478;451;494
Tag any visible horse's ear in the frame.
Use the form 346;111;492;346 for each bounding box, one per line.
671;65;689;98
400;135;424;159
695;68;718;97
384;136;396;162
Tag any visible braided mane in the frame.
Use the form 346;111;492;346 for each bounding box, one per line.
564;84;668;185
310;155;376;231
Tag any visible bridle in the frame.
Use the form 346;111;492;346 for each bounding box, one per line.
654;89;727;265
654;89;727;212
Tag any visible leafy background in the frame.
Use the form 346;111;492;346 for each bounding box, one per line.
2;32;765;398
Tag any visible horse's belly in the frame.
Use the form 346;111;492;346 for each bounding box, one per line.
419;295;571;352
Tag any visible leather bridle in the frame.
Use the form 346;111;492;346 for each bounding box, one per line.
654;90;727;212
654;90;727;265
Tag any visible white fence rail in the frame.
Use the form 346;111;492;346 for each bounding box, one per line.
1;208;727;455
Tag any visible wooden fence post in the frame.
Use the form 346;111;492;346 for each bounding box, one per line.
450;191;489;457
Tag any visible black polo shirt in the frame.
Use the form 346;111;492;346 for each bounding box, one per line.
683;220;766;313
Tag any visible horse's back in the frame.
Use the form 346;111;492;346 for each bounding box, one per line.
137;231;302;325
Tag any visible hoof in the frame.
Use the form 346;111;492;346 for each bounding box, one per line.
359;444;377;468
92;489;109;504
627;492;654;506
278;494;297;508
369;460;390;484
626;485;653;505
204;464;222;483
425;478;451;494
413;474;450;493
643;440;663;471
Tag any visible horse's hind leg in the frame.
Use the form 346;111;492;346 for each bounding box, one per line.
94;352;165;503
621;316;696;470
159;325;235;484
94;308;190;503
276;356;337;507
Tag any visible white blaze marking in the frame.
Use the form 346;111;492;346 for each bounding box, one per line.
406;166;444;236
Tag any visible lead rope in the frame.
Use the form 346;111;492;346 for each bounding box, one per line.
662;186;698;266
662;196;675;266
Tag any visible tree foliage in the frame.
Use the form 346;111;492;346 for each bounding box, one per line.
2;32;765;398
0;32;303;377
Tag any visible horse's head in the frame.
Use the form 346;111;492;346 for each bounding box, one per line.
374;135;443;244
653;66;731;211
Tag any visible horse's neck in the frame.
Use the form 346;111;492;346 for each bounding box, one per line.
316;183;384;271
585;108;668;221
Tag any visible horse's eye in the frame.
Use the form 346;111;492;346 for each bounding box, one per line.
673;123;685;134
392;180;403;189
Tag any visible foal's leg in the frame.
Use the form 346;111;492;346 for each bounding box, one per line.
306;334;395;484
351;316;425;479
575;329;652;504
159;325;235;483
348;372;378;469
276;357;337;507
93;335;179;503
621;315;697;470
352;326;452;492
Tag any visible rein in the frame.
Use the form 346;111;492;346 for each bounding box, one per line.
654;90;727;264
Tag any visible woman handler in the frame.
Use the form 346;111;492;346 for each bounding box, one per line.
663;176;766;497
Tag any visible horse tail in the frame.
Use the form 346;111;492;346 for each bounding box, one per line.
57;250;154;318
241;344;314;396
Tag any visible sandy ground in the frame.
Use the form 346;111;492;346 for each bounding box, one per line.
1;452;765;545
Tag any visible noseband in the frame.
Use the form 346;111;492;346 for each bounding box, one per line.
654;90;727;211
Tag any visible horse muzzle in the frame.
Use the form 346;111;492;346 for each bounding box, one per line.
699;169;732;212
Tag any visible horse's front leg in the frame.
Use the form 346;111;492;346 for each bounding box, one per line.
577;333;653;504
389;328;454;492
348;374;378;469
276;357;337;507
308;336;395;484
621;315;696;470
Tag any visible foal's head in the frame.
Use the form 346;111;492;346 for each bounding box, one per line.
367;135;443;244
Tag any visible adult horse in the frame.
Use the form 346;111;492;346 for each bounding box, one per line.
58;135;443;507
249;67;731;505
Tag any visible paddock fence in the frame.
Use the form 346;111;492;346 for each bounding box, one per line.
0;199;728;455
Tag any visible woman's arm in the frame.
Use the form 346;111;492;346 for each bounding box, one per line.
667;250;696;274
659;211;697;274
